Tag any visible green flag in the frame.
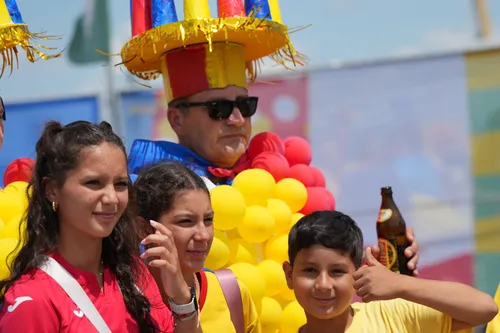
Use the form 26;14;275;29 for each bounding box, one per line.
68;0;110;64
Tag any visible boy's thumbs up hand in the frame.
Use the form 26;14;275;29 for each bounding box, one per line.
353;247;407;302
364;246;380;267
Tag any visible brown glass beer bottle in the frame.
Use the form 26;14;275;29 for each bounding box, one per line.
376;186;413;275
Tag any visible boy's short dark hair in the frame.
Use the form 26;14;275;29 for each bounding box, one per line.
288;210;364;269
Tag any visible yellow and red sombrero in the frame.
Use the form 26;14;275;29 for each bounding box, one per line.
122;0;305;102
0;0;60;77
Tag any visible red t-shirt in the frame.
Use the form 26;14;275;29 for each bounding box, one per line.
0;253;175;332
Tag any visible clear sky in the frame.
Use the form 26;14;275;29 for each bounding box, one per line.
1;0;500;102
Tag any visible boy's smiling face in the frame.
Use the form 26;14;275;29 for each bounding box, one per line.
284;245;356;320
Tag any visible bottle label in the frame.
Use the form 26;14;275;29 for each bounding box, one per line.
377;209;393;223
378;238;398;271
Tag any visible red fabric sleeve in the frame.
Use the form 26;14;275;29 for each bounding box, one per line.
0;282;59;332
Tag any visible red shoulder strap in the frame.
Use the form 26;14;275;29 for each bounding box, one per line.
213;269;244;333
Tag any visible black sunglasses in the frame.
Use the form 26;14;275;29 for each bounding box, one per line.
0;97;5;121
178;96;258;120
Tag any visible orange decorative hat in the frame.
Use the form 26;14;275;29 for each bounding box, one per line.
122;0;304;102
0;0;60;77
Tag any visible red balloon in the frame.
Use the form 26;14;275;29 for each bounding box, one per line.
318;187;336;210
251;151;290;181
247;132;285;160
233;152;252;174
3;158;35;186
284;136;312;166
289;164;315;187
300;187;331;215
309;166;326;187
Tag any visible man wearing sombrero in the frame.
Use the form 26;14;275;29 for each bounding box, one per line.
124;0;302;186
0;0;59;151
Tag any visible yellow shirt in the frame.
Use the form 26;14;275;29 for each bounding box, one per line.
200;270;261;333
486;283;500;333
299;299;469;333
345;299;452;333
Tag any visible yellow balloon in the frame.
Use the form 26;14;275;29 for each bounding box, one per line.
237;206;275;244
257;259;287;297
275;178;307;213
279;287;297;301
265;234;289;265
214;230;230;246
205;236;230;270
225;228;241;240
4;214;26;240
0;191;24;225
260;297;283;333
267;199;292;235
0;238;21;280
288;213;304;233
3;181;29;195
280;301;306;333
0;218;5;238
232;169;276;206
211;185;247;230
229;262;266;302
4;181;30;209
228;238;258;265
274;294;294;309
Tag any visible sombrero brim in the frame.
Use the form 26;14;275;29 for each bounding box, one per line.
120;16;300;79
0;24;61;77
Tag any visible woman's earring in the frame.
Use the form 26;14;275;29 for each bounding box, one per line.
52;201;58;212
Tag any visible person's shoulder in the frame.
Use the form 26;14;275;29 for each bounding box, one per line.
203;269;248;292
351;299;415;322
202;269;224;292
4;269;55;297
1;269;57;315
202;269;247;298
354;299;416;313
356;299;451;331
0;270;61;330
206;269;257;315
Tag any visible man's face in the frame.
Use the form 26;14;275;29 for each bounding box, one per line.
0;98;5;151
167;86;253;168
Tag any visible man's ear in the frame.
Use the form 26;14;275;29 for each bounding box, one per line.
43;177;58;204
283;261;294;290
167;106;185;135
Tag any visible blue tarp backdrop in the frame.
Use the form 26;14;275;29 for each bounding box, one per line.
0;96;99;187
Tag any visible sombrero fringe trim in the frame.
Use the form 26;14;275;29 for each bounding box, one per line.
0;24;62;77
120;10;307;82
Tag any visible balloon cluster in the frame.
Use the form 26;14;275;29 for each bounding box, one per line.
206;132;335;333
0;158;34;279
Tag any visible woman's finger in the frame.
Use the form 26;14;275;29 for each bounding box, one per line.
147;259;178;272
150;220;173;237
140;246;172;259
141;234;175;250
